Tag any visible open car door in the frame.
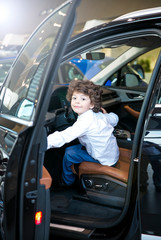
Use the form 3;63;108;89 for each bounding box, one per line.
138;52;161;239
0;1;80;239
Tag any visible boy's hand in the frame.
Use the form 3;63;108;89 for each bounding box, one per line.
124;105;129;110
101;107;107;114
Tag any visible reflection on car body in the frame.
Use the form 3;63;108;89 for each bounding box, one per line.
0;56;15;86
0;1;160;240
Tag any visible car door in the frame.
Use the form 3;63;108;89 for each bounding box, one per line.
138;52;161;239
0;1;80;239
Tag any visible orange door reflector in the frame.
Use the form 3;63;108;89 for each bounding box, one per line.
35;211;42;225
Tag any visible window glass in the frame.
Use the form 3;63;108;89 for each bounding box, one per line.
130;48;161;84
58;36;160;92
58;45;130;84
0;4;70;121
107;48;160;88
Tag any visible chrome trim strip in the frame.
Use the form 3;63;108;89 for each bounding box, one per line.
142;234;161;239
0;114;34;127
133;158;139;162
50;223;85;232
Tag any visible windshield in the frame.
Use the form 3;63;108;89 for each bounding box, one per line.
58;35;161;90
0;3;71;122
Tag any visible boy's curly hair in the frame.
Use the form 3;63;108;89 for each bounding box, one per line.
66;80;103;113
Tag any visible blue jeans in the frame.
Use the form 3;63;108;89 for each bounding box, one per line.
62;144;99;185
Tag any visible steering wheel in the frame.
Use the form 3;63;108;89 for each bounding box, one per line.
45;86;78;134
45;105;77;135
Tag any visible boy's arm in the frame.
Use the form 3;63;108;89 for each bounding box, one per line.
47;125;80;149
47;116;90;149
102;108;119;127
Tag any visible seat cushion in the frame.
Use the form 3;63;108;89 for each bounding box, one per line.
79;148;132;183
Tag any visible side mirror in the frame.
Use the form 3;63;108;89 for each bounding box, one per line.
124;73;139;87
131;64;145;78
16;99;34;120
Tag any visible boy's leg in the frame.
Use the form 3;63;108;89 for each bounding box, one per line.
62;144;99;185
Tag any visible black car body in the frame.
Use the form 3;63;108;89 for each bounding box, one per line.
0;1;161;239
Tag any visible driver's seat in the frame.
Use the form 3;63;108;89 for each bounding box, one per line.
78;147;131;208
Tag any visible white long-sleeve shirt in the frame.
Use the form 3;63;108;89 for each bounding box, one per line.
47;110;119;166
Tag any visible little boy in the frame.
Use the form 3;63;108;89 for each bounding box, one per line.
47;80;119;187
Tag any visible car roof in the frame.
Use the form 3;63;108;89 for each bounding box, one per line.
113;7;161;21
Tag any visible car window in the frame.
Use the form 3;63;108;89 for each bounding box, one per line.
0;4;71;121
58;45;130;84
58;61;84;84
59;35;160;93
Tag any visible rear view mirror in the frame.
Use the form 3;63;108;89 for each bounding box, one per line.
86;52;105;60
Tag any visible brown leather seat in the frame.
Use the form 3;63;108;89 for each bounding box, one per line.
40;166;52;189
79;147;132;183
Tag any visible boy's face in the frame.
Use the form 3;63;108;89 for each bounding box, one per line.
71;91;94;116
